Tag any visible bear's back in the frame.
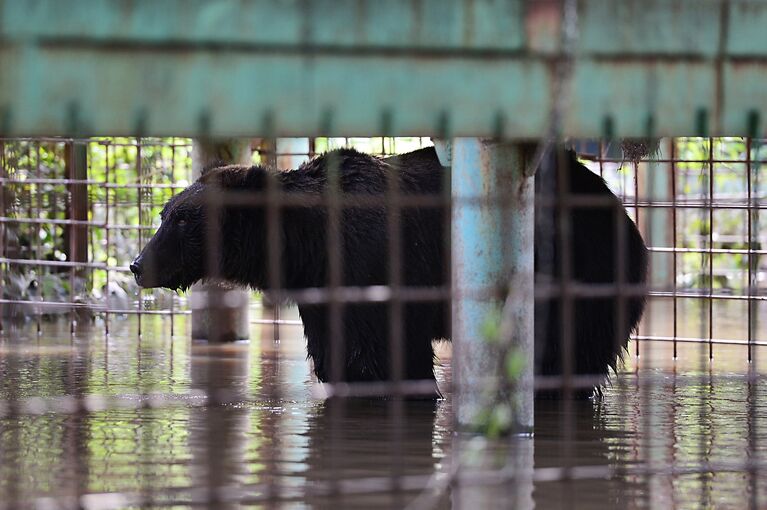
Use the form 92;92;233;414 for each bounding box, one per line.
282;147;444;197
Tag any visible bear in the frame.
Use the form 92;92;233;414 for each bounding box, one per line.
130;146;648;398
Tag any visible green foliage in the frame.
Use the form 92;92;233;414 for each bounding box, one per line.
475;403;513;439
480;305;503;344
1;138;193;308
473;305;529;438
674;137;763;292
505;350;526;380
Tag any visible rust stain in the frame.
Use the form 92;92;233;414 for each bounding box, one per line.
479;140;494;199
525;0;562;54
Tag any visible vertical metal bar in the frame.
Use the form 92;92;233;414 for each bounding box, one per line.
137;138;143;337
598;140;605;177
747;137;753;363
263;136;282;337
384;119;405;504
66;140;76;335
272;137;310;344
89;140;98;323
0;138;5;331
671;141;678;359
633;152;643;361
645;128;661;509
386;141;404;388
554;144;575;496
104;141;111;336
698;137;711;508
88;142;97;331
34;141;42;333
326;150;344;385
169;140;176;337
263;131;284;506
708;137;714;361
611;140;631;494
202;148;224;510
746;135;758;510
324;125;345;507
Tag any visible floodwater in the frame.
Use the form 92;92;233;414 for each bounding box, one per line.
1;304;767;509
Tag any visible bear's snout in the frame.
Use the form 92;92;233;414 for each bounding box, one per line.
129;249;184;289
129;256;144;286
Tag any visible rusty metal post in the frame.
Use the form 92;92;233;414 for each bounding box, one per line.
64;142;89;279
65;141;91;326
191;139;252;342
450;138;535;433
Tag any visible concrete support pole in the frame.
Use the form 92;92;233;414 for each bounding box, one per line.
191;139;252;341
253;138;310;339
503;143;536;432
449;138;535;433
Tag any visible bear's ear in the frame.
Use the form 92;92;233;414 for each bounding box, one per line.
199;165;262;189
200;159;228;175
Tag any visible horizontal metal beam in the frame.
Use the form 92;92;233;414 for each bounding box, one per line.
1;0;766;137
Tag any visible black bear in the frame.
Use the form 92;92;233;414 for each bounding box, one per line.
131;146;647;397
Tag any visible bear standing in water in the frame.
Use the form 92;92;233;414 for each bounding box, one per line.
131;147;648;397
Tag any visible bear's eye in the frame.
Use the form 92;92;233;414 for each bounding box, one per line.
177;218;187;227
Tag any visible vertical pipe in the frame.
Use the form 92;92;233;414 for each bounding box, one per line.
451;138;534;433
65;141;89;330
503;143;535;432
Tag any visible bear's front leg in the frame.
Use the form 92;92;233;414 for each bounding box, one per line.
298;303;438;394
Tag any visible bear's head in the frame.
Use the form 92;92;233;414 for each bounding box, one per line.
130;164;265;291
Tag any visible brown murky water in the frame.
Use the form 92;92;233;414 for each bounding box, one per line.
1;304;767;509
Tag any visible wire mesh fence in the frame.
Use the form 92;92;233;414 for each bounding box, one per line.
579;138;767;357
1;136;766;508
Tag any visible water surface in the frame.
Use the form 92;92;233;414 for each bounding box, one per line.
1;307;766;509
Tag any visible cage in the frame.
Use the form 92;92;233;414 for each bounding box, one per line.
2;1;767;509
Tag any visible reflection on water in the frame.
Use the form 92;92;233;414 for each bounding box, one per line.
1;308;766;509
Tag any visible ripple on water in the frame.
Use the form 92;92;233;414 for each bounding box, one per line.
1;316;766;508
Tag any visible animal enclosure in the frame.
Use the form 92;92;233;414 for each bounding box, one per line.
2;136;767;508
2;0;767;508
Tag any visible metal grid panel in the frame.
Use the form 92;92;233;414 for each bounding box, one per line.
0;138;194;334
580;138;767;355
0;2;765;508
1;136;767;508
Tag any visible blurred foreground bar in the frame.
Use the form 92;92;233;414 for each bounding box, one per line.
1;0;766;138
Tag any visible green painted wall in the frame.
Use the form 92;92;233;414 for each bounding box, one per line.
1;0;765;137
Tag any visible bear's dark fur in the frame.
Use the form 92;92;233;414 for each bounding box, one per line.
131;146;647;397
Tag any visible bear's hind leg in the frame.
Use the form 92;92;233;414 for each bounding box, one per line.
299;302;440;397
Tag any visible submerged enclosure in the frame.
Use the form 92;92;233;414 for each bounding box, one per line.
2;0;767;508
